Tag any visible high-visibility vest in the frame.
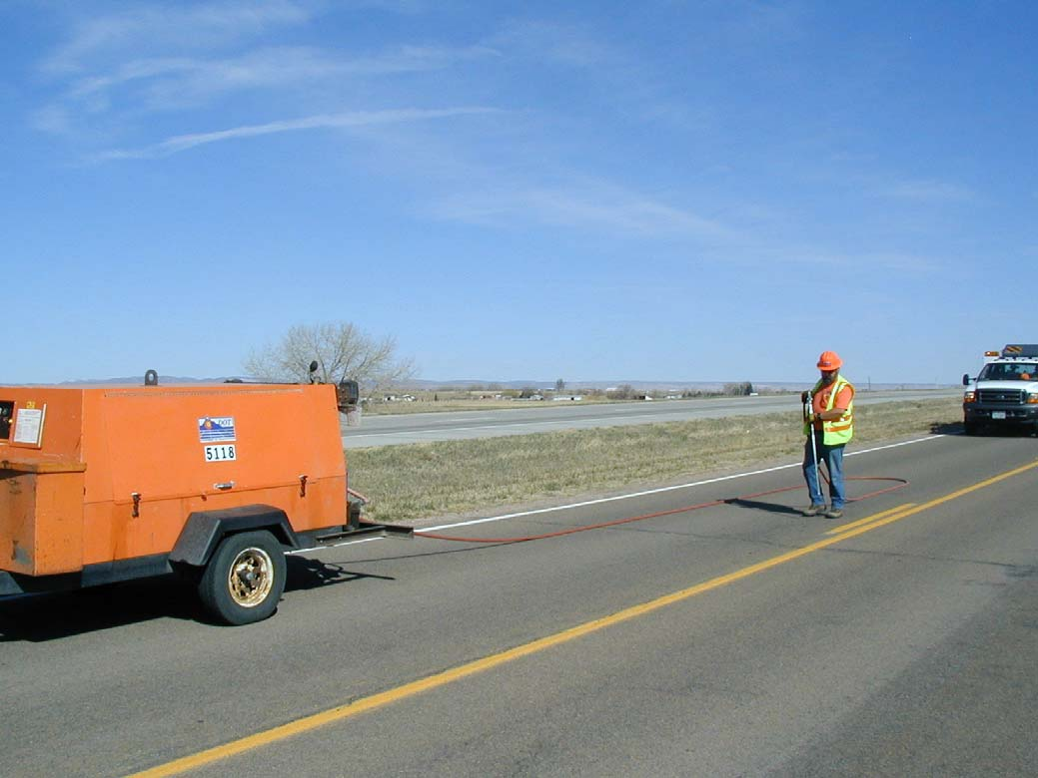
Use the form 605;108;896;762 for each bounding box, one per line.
804;375;855;445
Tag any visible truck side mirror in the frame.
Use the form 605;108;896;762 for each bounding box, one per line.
962;373;971;386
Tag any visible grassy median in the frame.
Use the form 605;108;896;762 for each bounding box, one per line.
348;397;962;525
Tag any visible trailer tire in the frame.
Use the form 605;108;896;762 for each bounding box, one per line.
198;530;286;625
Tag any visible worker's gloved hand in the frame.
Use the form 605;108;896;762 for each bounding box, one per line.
801;391;809;404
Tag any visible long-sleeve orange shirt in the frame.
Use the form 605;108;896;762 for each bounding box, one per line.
811;381;852;430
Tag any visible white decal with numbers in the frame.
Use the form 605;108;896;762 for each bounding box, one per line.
204;444;237;462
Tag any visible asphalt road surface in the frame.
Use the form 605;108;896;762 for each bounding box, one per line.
343;388;961;447
2;427;1036;777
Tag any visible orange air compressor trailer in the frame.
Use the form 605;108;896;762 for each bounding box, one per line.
0;373;409;624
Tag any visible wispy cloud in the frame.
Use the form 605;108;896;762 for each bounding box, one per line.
90;107;501;160
485;18;715;132
58;44;497;114
745;245;946;275
489;20;614;68
35;0;501;142
875;179;976;203
428;184;737;243
859;251;943;272
424;174;957;272
42;0;312;74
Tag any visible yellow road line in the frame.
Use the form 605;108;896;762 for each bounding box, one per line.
827;458;1038;541
825;503;916;535
129;458;1038;778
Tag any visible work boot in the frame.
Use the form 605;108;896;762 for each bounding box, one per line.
826;507;844;519
802;504;826;517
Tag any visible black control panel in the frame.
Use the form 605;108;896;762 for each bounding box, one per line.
0;401;12;440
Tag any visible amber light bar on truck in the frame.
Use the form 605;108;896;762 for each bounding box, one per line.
1002;344;1038;357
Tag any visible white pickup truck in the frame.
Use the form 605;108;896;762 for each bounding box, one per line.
962;344;1038;435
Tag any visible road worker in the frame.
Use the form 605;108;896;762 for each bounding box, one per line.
801;350;855;519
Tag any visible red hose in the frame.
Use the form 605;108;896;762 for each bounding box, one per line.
414;476;908;545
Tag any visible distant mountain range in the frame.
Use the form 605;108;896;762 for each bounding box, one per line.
398;378;955;392
55;375;248;386
31;376;952;392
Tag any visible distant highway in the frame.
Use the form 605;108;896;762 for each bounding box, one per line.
342;388;961;447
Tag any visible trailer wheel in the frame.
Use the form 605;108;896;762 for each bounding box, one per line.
198;530;286;625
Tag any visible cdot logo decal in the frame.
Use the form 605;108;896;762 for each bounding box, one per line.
198;416;236;442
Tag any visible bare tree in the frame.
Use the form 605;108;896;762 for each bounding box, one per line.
243;322;415;397
723;381;754;396
607;384;635;400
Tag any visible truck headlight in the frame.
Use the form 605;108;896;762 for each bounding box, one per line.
963;391;976;403
1027;393;1038;405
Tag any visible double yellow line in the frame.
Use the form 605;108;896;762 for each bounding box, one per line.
825;503;917;535
131;458;1038;778
826;457;1038;538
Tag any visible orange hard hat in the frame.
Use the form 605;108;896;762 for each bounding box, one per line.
817;350;843;370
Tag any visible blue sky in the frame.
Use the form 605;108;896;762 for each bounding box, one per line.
2;0;1035;385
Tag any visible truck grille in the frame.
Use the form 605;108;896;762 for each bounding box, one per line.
978;389;1025;405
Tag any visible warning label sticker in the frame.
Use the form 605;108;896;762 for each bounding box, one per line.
198;416;236;442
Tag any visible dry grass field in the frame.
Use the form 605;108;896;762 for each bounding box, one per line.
349;397;962;525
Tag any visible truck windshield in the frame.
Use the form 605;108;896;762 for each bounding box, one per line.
978;363;1038;381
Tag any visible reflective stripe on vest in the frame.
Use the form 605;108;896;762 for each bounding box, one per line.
804;375;855;445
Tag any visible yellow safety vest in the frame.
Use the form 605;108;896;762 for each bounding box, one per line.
804;375;855;445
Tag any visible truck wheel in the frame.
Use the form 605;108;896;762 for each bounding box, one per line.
964;420;980;436
198;530;286;625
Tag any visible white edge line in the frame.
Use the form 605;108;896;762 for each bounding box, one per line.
420;435;944;533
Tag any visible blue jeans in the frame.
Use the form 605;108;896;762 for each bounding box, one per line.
803;432;846;509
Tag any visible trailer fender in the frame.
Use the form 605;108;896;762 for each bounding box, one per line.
170;504;299;568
